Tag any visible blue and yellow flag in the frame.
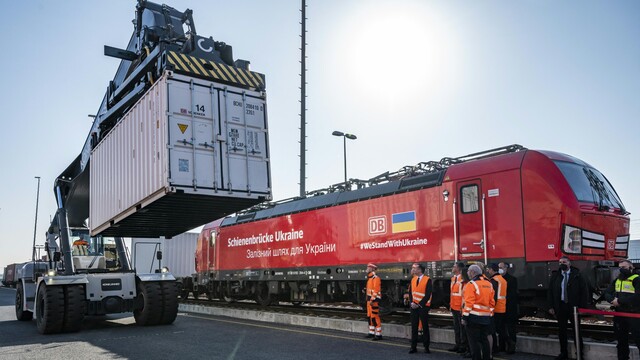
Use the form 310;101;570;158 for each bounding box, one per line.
392;211;416;233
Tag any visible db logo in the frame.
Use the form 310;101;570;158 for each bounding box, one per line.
368;216;387;236
607;239;615;251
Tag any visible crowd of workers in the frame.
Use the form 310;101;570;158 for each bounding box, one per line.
364;257;640;360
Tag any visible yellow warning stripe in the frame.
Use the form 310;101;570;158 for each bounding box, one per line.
209;61;229;82
167;54;177;67
236;68;256;88
246;71;263;87
218;63;237;85
169;52;189;73
167;51;264;89
225;65;248;86
189;54;210;76
198;59;220;80
179;53;201;75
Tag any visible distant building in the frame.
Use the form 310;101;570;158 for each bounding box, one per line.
628;240;640;262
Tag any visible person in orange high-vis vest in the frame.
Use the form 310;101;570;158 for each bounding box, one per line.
487;263;508;355
407;263;433;354
449;262;468;354
462;264;495;360
365;263;383;340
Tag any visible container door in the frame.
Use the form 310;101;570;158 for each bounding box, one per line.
456;180;484;259
167;80;221;191
219;89;270;195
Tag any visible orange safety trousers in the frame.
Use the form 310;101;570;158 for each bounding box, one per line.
366;273;382;336
367;300;381;336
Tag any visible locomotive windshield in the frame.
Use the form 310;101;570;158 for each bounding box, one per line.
554;161;627;213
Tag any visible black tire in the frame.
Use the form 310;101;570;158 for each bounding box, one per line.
15;282;33;321
192;290;200;300
159;281;179;325
291;301;304;307
36;285;65;334
134;282;162;326
62;285;85;332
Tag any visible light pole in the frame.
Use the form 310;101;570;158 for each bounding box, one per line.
32;176;41;262
332;131;357;183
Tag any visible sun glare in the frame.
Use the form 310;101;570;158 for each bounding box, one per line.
342;3;459;106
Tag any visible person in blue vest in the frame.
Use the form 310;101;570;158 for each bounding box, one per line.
604;259;640;360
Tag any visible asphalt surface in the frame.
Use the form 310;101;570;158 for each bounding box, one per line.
0;286;552;359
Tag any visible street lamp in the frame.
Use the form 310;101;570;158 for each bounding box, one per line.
332;130;357;184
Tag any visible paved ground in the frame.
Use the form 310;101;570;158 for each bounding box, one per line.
0;286;552;359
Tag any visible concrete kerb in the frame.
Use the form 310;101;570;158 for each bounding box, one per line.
179;304;633;360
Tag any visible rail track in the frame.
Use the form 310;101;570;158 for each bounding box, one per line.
180;298;616;342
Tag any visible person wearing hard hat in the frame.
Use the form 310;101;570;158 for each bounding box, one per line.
365;263;383;340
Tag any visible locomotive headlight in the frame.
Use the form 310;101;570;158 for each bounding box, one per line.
161;266;169;273
563;225;582;254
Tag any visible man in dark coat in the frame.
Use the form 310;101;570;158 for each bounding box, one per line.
499;262;518;354
547;256;589;360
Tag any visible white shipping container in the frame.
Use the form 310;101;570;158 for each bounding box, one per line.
131;233;198;278
90;71;271;237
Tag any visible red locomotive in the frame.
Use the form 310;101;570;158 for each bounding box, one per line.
185;145;630;312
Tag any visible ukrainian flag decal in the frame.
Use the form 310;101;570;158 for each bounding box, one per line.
392;211;416;233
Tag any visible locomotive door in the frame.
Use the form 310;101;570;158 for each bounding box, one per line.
456;180;484;259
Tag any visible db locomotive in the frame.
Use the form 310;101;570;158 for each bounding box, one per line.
182;145;630;312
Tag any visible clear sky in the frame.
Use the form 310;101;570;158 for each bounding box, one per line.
0;0;638;270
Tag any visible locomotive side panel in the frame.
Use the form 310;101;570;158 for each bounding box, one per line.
216;189;445;271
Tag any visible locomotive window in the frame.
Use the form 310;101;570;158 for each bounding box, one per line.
554;161;626;210
461;185;479;213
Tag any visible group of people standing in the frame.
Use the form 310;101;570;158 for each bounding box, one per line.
365;261;518;359
447;262;518;360
366;257;640;360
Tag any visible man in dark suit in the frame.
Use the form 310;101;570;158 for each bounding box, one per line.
499;262;518;354
405;263;433;354
547;256;589;360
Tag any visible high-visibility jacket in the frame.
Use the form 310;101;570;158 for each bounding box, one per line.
450;274;463;311
411;275;432;307
462;275;495;324
615;274;639;294
366;272;381;300
492;274;507;314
